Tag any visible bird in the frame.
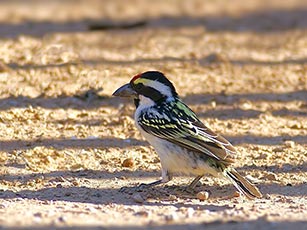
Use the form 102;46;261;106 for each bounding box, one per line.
112;71;262;199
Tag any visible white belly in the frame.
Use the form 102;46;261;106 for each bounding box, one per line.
138;128;218;177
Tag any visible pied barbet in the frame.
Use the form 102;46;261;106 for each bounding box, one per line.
113;71;262;199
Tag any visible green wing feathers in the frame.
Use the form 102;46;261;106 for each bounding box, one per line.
138;99;236;164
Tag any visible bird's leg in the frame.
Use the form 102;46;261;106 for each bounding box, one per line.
188;175;204;190
161;168;173;183
120;168;172;193
138;168;172;189
174;175;203;194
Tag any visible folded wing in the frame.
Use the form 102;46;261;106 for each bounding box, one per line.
138;101;236;165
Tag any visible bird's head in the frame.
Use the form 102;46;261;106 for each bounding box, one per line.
112;71;178;107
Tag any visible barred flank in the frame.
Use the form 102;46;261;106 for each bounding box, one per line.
225;168;262;199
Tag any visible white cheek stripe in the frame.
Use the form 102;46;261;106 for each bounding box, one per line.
143;80;173;97
138;95;155;107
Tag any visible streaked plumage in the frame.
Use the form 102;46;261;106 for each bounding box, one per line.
113;71;262;199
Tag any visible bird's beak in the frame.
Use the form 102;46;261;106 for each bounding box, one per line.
112;83;137;98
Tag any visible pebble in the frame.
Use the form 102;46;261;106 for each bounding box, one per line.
266;172;278;181
72;180;79;186
85;206;97;213
196;191;210;201
134;211;149;217
168;194;177;201
58;216;66;223
272;147;283;153
264;194;271;199
132;193;144;203
64;192;72;197
164;212;178;222
41;200;49;205
33;212;43;218
232;191;241;198
284;140;295;148
122;158;134;168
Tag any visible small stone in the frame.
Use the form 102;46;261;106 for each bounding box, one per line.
100;159;108;165
165;212;178;222
272;147;283;153
72;180;79;186
241;101;252;110
264;194;271;199
41;200;49;205
266;172;278;181
196;191;210;201
122;158;134;168
256;152;268;159
290;123;302;129
168;194;177;201
58;216;66;223
276;196;288;203
284;141;295;148
134;211;149;217
33;212;43;218
211;101;217;108
132;193;144;203
57;177;66;182
85;206;97;213
117;176;127;180
233;191;241;198
64;192;71;197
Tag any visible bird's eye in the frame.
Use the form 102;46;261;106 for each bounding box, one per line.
134;83;143;90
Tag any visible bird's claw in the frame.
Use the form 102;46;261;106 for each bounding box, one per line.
119;186;132;193
136;183;150;192
119;180;163;193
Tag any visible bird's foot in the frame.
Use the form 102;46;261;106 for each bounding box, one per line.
119;180;164;193
136;179;164;191
188;175;203;190
119;185;134;193
169;179;203;195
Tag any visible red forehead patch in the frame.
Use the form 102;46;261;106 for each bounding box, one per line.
131;73;141;83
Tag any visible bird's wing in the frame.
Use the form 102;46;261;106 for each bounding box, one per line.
138;101;236;164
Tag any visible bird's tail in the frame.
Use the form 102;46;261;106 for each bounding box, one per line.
225;168;262;199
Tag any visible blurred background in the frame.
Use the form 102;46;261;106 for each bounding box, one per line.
1;0;307;37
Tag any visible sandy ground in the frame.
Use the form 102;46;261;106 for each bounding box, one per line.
0;0;307;229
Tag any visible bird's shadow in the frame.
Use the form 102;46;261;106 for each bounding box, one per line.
1;166;306;207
